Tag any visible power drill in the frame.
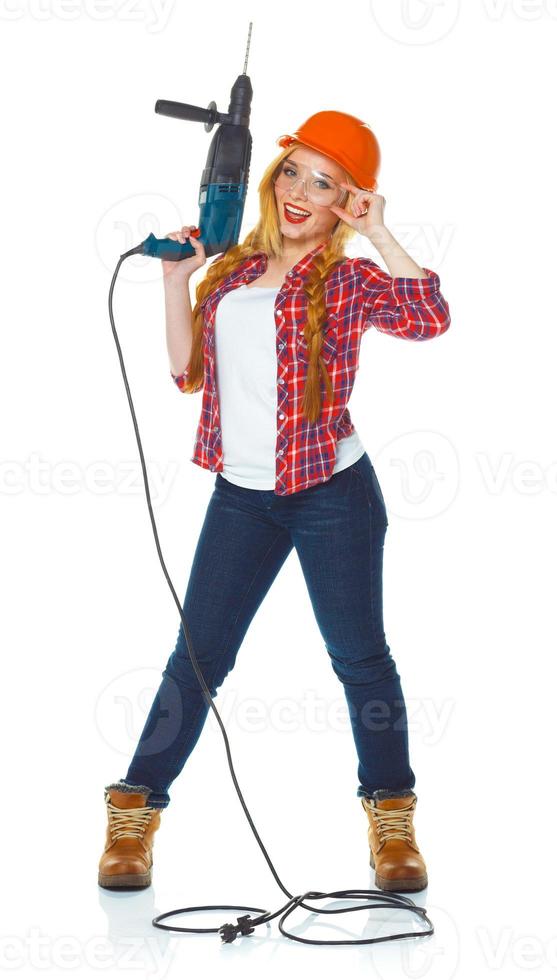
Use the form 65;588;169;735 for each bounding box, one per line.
128;22;253;262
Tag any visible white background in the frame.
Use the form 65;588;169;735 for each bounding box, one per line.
2;1;556;977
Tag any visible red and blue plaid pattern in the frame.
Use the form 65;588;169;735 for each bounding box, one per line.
170;240;450;495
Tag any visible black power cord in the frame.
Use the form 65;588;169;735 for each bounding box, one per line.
108;251;434;947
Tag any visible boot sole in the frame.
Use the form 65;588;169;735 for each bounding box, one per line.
98;870;152;890
370;855;428;892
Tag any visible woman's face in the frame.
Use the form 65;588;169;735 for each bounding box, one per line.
273;145;349;245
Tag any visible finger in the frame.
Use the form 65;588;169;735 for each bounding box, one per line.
339;180;363;195
354;189;376;210
329;205;354;225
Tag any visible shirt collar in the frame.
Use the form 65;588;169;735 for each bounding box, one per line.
250;239;329;282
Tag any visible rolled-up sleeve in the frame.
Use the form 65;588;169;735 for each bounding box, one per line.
353;257;451;340
170;364;191;392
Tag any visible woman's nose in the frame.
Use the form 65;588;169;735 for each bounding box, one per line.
290;176;309;200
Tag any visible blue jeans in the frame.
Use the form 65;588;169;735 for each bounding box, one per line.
116;451;416;808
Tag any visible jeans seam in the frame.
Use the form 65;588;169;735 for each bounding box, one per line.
158;526;290;788
220;527;290;656
365;478;380;649
350;463;371;506
352;463;388;524
350;466;385;648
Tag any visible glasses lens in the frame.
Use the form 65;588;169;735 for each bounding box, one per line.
273;162;347;206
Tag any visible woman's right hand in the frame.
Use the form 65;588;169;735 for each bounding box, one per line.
161;225;206;287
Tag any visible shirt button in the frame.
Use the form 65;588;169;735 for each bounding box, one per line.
277;311;284;318
278;450;284;456
279;413;285;420
287;271;293;277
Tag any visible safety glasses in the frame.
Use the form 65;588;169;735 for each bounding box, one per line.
273;160;350;207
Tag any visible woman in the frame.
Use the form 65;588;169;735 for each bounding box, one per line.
99;111;451;894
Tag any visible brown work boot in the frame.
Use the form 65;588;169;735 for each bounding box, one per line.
361;789;428;892
98;783;163;890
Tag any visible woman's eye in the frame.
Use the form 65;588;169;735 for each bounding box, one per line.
281;166;331;190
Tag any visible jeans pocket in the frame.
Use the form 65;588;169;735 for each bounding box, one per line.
370;466;387;513
351;454;388;525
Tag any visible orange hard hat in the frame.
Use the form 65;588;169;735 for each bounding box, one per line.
277;110;381;191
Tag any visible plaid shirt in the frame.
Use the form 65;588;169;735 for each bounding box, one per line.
170;240;451;495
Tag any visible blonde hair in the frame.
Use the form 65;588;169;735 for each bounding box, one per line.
183;142;358;423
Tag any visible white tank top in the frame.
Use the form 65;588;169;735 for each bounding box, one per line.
214;284;365;490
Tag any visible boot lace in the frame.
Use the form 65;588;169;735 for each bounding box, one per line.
369;801;414;845
106;800;155;842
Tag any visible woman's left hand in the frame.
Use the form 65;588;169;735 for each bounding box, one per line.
329;181;386;238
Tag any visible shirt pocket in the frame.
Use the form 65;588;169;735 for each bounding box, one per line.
295;322;338;365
